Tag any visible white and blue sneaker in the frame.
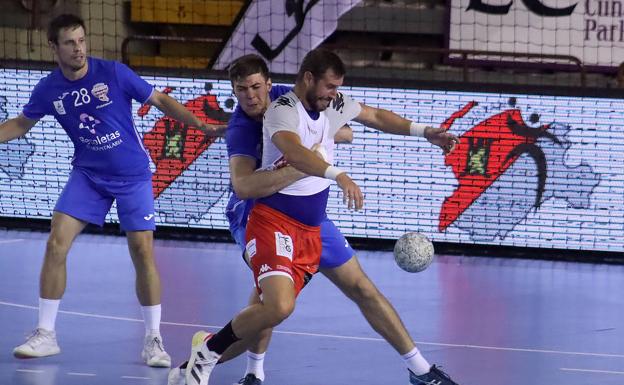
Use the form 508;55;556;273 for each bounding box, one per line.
185;331;220;385
409;365;460;385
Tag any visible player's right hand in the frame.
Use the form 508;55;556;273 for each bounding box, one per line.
336;173;364;211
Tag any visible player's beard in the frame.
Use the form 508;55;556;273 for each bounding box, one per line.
305;88;331;112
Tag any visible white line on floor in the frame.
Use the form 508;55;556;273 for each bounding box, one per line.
67;372;96;376
16;369;44;373
2;299;624;359
561;368;624;375
0;239;24;244
121;375;151;380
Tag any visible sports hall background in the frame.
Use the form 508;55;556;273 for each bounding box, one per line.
0;0;623;259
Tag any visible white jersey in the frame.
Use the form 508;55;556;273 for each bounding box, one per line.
262;91;361;196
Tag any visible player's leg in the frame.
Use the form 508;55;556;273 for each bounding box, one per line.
219;289;272;384
182;276;296;385
320;257;430;367
178;204;319;385
115;178;170;367
126;230;160;305
14;169;107;358
174;291;273;383
225;201;273;384
319;219;460;384
40;212;88;303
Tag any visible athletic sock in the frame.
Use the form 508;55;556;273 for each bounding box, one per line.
402;347;431;375
245;351;266;381
38;298;60;331
206;321;240;355
141;304;161;336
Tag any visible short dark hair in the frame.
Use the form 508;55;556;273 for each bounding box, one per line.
296;48;345;82
47;14;86;44
228;54;270;84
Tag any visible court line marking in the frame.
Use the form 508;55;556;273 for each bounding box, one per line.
0;239;24;244
560;368;624;375
15;369;44;373
2;300;624;359
121;375;151;380
67;372;96;376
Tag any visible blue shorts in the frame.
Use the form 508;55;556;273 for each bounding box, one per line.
55;168;156;232
228;200;354;269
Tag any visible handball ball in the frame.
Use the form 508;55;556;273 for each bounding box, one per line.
393;232;434;273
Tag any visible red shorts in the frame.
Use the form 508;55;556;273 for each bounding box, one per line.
245;204;321;297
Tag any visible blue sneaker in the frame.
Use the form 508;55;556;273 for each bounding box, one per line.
409;365;459;385
236;374;262;385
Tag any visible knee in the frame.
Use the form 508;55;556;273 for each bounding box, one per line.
128;238;154;267
265;298;295;326
129;242;151;261
346;277;380;303
45;234;71;263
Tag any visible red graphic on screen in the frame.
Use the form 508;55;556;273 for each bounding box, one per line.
439;101;557;231
139;87;231;198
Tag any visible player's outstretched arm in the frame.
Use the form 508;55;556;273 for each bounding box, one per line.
0;114;37;143
229;155;305;200
272;131;363;210
354;104;459;153
147;90;226;136
334;125;353;144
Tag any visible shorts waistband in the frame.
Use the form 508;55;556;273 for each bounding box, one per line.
251;204;320;232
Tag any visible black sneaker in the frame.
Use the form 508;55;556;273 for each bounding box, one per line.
236;373;262;385
409;365;459;385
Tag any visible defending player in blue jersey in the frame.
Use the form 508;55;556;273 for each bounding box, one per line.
0;14;220;367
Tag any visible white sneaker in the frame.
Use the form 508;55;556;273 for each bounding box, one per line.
185;331;220;385
13;328;61;358
168;362;187;385
142;333;171;367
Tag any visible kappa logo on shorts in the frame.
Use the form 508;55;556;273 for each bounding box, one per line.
259;264;271;274
274;232;293;260
246;238;257;259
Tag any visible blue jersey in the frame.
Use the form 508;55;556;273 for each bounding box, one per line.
225;85;291;230
22;57;153;180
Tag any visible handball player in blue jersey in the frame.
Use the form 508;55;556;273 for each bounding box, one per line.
168;52;461;385
0;14;220;367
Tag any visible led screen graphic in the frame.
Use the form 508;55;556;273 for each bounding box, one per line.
0;68;621;252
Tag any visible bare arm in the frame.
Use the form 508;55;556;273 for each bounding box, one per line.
354;103;459;153
229;155;305;200
0;114;37;143
272;131;363;210
272;131;333;177
147;90;226;136
353;104;411;135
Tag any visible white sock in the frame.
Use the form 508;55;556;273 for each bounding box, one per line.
245;351;266;381
141;304;161;336
38;298;60;332
402;347;431;376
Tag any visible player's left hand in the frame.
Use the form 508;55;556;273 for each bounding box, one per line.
198;122;227;138
424;126;460;154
